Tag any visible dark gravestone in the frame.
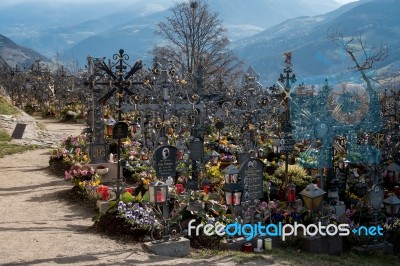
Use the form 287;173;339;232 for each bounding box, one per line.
11;123;27;139
189;137;204;161
113;121;129;139
154;145;177;179
90;143;108;164
239;158;265;201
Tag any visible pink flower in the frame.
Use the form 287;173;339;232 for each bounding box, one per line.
64;171;72;180
81;170;88;176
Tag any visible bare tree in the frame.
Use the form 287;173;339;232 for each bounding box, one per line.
328;28;388;88
154;0;243;92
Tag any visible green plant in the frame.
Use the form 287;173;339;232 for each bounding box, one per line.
0;130;10;141
275;163;313;191
120;191;134;203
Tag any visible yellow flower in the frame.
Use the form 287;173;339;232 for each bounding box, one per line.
142;179;150;186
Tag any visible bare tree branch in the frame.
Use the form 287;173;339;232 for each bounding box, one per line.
154;0;243;90
328;27;388;88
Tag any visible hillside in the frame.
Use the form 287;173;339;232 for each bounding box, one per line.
233;0;400;84
0;34;48;69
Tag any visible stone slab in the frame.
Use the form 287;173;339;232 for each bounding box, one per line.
96;200;110;213
144;237;190;257
352;242;393;255
301;234;342;255
87;162;119;183
11;123;26;139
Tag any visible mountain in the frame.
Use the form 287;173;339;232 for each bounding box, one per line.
0;34;48;69
61;10;168;67
0;0;170;59
0;0;343;66
233;0;400;85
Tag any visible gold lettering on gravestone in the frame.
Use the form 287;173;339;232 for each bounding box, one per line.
93;147;106;158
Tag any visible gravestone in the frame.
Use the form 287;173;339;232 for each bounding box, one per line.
239;158;265;201
11;123;26;139
154;145;177;179
112;121;129;139
90;144;109;164
189;137;204;161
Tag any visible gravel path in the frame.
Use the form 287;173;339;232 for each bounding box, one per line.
0;119;252;265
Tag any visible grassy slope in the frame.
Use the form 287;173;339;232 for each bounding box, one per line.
0;96;38;158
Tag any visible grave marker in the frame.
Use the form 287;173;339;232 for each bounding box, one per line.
239;158;265;201
11;123;27;139
154;145;177;179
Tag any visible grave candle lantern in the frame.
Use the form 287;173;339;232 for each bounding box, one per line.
105;117;116;137
149;181;168;204
223;183;243;207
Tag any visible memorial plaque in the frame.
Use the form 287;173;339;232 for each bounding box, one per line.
280;127;295;152
154;145;177;178
239;158;265;201
11;123;26;139
189;137;204;161
112;121;129;139
280;137;295;152
90;143;108;164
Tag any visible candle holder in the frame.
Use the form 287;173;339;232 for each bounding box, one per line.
254;238;264;252
286;183;296;203
264;238;272;251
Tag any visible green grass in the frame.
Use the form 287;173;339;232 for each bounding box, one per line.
0;130;10;141
0;130;38;158
0;98;38;157
0;96;19;115
190;247;399;265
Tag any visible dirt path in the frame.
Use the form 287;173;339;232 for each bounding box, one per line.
0;119;252;265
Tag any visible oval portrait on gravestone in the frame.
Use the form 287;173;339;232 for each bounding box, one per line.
162;147;170;159
247;160;257;169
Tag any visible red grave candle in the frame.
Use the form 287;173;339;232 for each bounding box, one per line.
156;189;165;202
176;184;183;194
288;187;296;202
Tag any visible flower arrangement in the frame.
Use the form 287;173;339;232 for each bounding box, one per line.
297;149;320;168
265;200;302;225
117;201;161;230
60;103;84;121
64;134;88;151
204;161;223;183
64;165;99;186
383;217;400;233
77;179;101;199
41;105;58;118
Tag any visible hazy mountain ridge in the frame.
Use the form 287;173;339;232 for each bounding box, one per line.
0;0;342;65
233;0;400;84
3;0;397;85
0;34;48;69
